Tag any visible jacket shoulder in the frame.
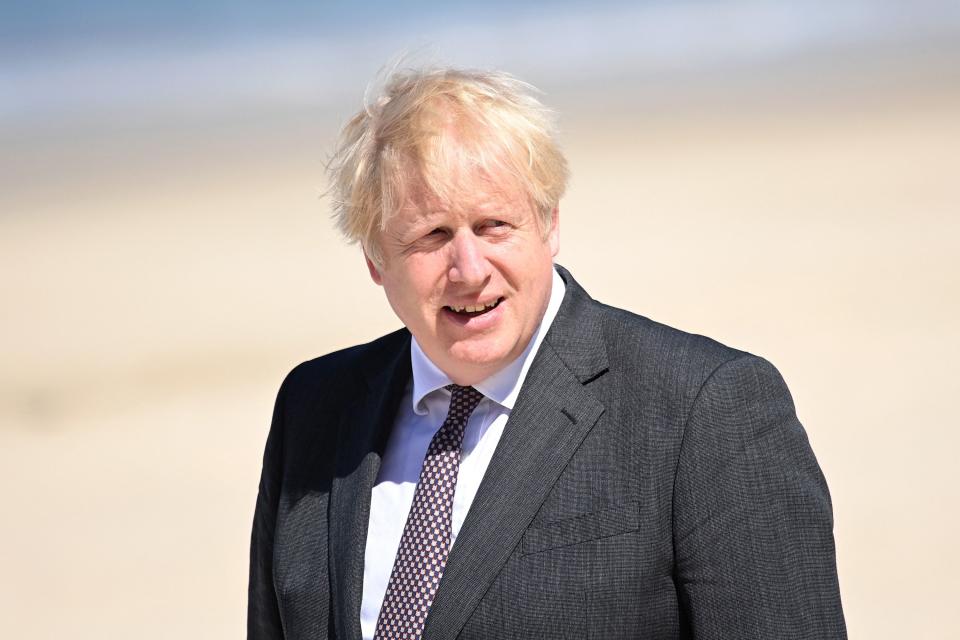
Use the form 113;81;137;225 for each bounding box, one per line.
279;327;410;403
593;301;756;402
600;301;745;361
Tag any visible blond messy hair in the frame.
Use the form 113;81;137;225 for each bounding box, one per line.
327;66;569;265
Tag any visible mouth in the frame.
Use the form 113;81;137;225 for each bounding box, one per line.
443;297;504;318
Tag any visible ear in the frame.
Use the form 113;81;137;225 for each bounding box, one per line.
547;206;560;257
364;251;383;286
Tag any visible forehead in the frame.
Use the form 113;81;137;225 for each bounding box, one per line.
393;163;532;221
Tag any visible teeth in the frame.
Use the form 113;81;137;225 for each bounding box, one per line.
448;299;501;313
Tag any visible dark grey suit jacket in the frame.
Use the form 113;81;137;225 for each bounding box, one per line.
248;266;846;639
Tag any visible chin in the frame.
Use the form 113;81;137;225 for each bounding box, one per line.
446;340;513;376
448;346;505;369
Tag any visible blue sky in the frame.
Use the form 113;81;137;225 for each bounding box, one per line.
4;0;618;43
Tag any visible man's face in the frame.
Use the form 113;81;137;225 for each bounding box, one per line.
366;169;559;386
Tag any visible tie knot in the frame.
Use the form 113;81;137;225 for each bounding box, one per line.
444;384;484;415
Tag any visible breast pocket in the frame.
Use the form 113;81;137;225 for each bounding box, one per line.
521;502;640;556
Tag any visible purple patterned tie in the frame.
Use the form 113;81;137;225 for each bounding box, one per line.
373;384;485;640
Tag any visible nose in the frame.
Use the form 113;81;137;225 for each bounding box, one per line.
448;230;491;287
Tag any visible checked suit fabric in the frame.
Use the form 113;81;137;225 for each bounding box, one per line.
373;384;485;640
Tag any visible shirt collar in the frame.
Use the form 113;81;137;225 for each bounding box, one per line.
411;267;566;414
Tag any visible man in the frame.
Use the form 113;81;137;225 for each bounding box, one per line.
248;67;846;639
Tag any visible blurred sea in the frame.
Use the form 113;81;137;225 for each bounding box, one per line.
4;0;960;130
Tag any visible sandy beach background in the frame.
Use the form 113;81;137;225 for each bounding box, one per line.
2;2;958;637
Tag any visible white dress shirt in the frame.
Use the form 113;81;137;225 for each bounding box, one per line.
359;267;565;639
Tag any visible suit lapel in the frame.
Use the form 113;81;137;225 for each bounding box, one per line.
423;267;609;640
328;333;412;640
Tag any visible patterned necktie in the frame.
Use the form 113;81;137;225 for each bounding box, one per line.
374;384;485;640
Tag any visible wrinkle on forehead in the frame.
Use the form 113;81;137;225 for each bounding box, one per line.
383;169;533;246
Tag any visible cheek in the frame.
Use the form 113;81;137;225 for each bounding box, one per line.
384;266;443;317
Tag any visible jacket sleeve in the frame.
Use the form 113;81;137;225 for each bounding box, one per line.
673;355;847;639
247;377;288;639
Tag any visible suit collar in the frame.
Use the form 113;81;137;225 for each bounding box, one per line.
546;264;610;383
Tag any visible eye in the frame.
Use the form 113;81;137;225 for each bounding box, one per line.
481;219;509;231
